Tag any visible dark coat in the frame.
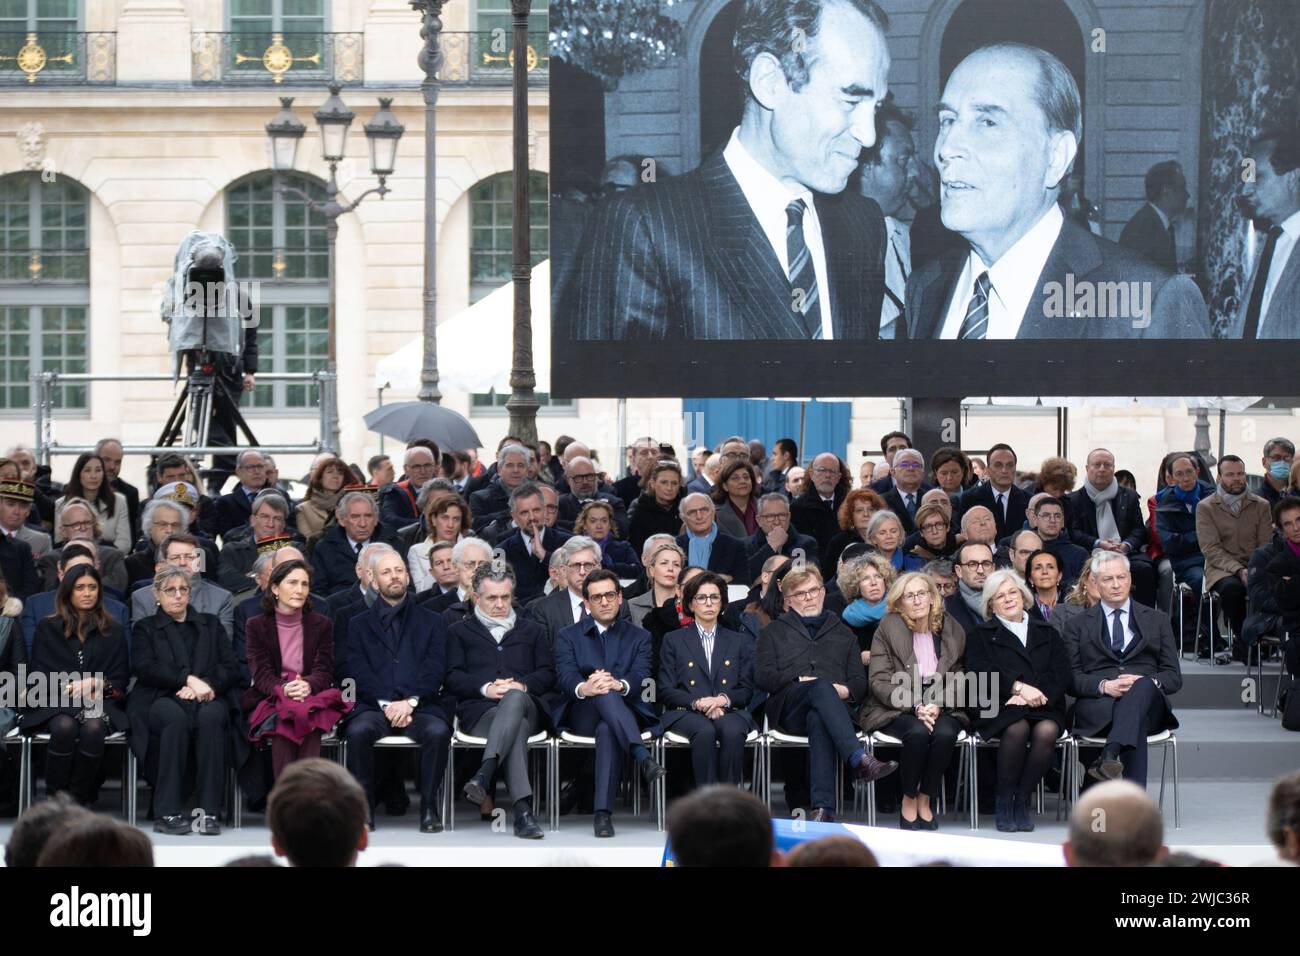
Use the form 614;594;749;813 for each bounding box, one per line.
1153;482;1214;562
881;484;935;536
20;589;130;654
957;482;1030;543
444;615;556;732
755;610;866;727
675;529;749;583
378;480;420;529
1119;202;1177;272
657;624;756;732
309;522;404;596
498;526;573;604
552;617;657;728
1040;535;1090;588
745;528;820;584
343;597;446;720
612;474;643;510
556;491;629;536
0;531;40;601
468;477;517;533
242;610;336;713
860;612;969;733
1062;602;1182;738
20;617;130;732
626;493;683;555
944;592;985;640
215;530;306;595
593;536;641;579
1066;485;1149;554
823;528;870;577
524;586;589;646
790;487;847;554
964;615;1071;737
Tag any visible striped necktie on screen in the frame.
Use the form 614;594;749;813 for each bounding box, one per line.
958;271;992;340
786;199;823;339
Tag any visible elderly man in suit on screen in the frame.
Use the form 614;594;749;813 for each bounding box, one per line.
906;43;1209;341
561;0;891;342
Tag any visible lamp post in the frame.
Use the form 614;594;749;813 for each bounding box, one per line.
505;0;539;445
265;88;404;454
411;0;447;404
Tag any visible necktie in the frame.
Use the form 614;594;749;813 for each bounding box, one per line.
958;271;992;340
354;541;362;556
1110;608;1125;654
1242;225;1285;340
905;494;916;518
1167;221;1177;264
786;199;823;339
997;492;1007;523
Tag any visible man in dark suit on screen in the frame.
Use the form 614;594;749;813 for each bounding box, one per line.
1119;161;1187;272
906;43;1209;341
1063;552;1180;788
561;0;891;341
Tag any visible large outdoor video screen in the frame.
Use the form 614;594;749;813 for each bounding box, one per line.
548;0;1298;398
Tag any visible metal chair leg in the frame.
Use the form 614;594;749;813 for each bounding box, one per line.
1171;738;1180;829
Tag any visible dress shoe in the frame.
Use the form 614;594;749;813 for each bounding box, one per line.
854;753;899;783
558;780;580;816
1087;754;1124;783
994;795;1016;832
593;810;615;838
419;804;443;833
1012;794;1034;832
899;812;919;831
198;818;222;837
919;812;939;831
462;772;489;807
513;809;545;840
639;756;667;785
810;807;835;823
153;814;190;836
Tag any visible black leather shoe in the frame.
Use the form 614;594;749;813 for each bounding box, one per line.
593;810;615;838
1012;794;1034;832
639;756;667;785
920;812;939;832
463;773;489;807
994;795;1016;832
1087;754;1124;782
558;780;580;816
199;818;221;837
153;814;190;836
514;809;545;840
419;805;443;833
855;754;899;783
899;812;919;831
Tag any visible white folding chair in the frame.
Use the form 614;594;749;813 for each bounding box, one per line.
1071;731;1179;828
371;734;453;825
448;719;553;831
954;729;1072;829
862;728;967;827
554;729;659;831
761;717;845;817
19;730;137;825
1249;631;1288;717
657;727;763;814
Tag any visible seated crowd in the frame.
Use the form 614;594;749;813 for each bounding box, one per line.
1;429;1298;841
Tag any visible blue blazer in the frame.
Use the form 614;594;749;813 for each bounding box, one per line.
499;526;573;604
675;529;750;583
657;625;757;732
552;617;658;730
343;597;447;720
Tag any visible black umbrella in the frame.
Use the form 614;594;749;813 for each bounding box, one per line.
363;401;483;450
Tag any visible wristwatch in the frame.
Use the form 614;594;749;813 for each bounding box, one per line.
406;697;419;708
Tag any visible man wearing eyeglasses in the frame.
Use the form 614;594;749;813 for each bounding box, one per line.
744;493;820;583
129;532;234;642
381;445;440;530
44;500;129;597
553;569;664;838
881;449;933;536
947;541;995;636
755;566;897;822
213;449;273;543
792;453;851;553
526;536;627;644
1031;497;1089;587
675;494;749;584
557;456;629;535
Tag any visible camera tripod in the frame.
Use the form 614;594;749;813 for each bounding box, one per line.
155;351;259;453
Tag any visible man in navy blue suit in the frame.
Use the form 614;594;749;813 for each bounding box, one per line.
497;482;571;604
553;570;665;838
343;548;450;833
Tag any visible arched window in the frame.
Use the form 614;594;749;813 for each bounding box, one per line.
0;172;89;411
469;170;548;303
225;171;329;411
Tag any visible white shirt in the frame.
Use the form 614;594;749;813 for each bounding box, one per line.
697;623;717;670
997;614;1030;646
1258;209;1300;336
880;216;911;339
574;620;631;699
568;588;586;625
1147;202;1170;231
939;203;1064;339
1101;599;1136;652
723;128;835;339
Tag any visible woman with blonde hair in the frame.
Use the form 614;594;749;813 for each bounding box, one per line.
836;554;895;664
860;571;967;830
574;500;639;578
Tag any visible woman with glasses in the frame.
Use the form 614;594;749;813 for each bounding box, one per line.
1025;549;1065;622
908;503;959;562
861;572;967;830
756;566;898;823
243;560;350;780
837;554;896;665
658;571;756;787
867;511;925;573
129;565;241;836
574;500;640;578
20;566;129;804
55;454;131;553
628;462;686;555
965;569;1070;832
823;488;887;577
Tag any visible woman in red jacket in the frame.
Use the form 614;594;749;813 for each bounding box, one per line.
244;560;350;778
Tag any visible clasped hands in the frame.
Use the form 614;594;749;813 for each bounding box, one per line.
485;678;527;700
692;694;730;720
382;699;415;728
797;676;850;700
580;669;623;697
1006;681;1049;708
282;673;311;702
64;676;102;703
176;674;215;702
913;702;941;733
1102;674;1143;699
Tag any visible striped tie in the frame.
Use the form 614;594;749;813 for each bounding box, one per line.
786;199;823;339
958;271;992;340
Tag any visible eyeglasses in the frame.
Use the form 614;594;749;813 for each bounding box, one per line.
962;560;995;571
894;462;923;471
62;520;94;532
901;591;930;603
568;561;599;572
569;473;597;481
692;594;722;604
160;586;190;597
757;512;789;521
811;466;839;475
788;585;824;601
587;592;620;604
683;508;712;518
407;463;436;472
935;582;958;595
920;522;947;532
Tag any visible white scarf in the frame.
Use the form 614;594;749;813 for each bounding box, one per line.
1219;487;1247;516
1084;478;1120;542
474;605;516;644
